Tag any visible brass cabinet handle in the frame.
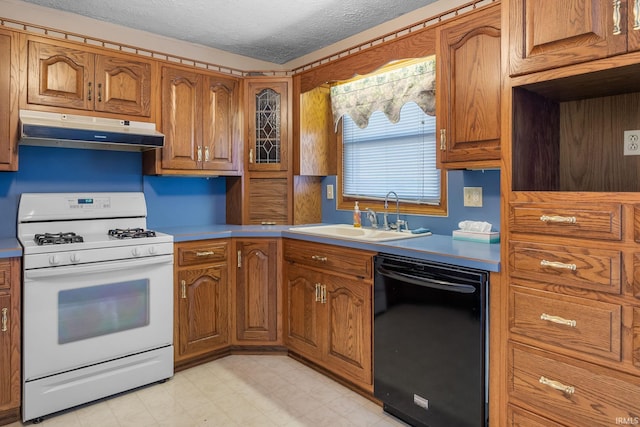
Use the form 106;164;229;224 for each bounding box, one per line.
311;255;328;262
321;285;327;304
196;251;214;257
261;221;277;225
205;146;210;162
249;148;254;164
237;250;242;268
197;146;202;162
97;83;102;102
315;283;321;302
180;280;187;299
539;215;577;224
540;259;577;271
87;82;92;101
540;313;577;328
635;0;640;30
539;376;575;395
613;0;622;35
1;308;7;332
440;129;446;150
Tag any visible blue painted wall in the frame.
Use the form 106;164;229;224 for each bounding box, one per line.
0;146;227;238
321;169;501;235
0;146;500;239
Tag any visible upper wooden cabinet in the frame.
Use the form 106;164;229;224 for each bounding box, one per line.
507;0;640;76
27;40;152;118
0;29;18;172
296;84;336;176
153;66;240;174
246;77;291;172
436;4;501;169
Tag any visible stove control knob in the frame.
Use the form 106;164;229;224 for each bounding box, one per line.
49;254;60;266
148;246;157;255
70;253;81;263
132;247;142;257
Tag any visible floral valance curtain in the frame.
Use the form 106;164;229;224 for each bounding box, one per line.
330;56;436;129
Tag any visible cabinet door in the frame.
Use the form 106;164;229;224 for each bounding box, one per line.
0;293;15;409
323;274;372;385
27;41;94;110
0;29;18;171
508;0;627;76
94;55;151;117
161;67;202;170
176;266;228;360
284;264;323;360
247;177;290;225
247;79;290;172
202;75;239;171
235;239;279;342
0;259;19;413
437;4;501;167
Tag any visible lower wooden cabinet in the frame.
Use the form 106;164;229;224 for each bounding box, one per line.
283;239;374;390
0;258;20;425
174;241;230;365
233;238;282;345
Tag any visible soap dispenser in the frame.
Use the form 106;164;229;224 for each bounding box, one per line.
353;201;361;228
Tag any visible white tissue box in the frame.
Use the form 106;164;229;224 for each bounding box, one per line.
452;230;500;243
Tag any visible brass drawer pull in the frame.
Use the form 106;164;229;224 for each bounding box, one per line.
1;308;7;332
613;0;622;35
540;259;577;271
539;376;575;395
321;284;327;304
196;251;215;257
540;313;577;328
311;255;327;262
261;221;277;225
181;280;187;299
540;215;576;224
315;283;321;302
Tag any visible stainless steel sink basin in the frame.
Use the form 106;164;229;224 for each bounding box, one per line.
288;224;428;242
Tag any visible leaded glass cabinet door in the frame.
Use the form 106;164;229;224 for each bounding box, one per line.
247;79;289;172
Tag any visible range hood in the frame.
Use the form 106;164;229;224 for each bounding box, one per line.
19;110;164;152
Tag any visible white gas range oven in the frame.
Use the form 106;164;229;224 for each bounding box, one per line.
17;192;174;423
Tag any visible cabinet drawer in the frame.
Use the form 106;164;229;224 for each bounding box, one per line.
0;260;10;290
283;239;373;279
177;241;228;266
510;241;621;294
510;203;621;240
509;344;640;427
510;286;621;361
508;405;564;427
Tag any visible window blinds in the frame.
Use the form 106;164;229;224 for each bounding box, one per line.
342;102;440;204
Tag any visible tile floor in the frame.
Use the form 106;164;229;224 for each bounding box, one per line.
9;355;408;426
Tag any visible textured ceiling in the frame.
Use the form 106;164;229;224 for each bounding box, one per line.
19;0;439;64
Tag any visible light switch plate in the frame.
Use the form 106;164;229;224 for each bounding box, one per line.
463;187;482;207
327;184;334;200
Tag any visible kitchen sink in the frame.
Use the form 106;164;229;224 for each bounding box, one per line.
288;224;428;242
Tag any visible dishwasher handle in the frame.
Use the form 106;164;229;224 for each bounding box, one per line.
376;266;477;294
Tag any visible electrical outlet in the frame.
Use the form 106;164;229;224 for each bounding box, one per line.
326;184;334;200
463;187;483;207
624;130;640;155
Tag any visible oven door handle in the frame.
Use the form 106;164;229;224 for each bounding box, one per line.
24;255;174;279
376;266;477;294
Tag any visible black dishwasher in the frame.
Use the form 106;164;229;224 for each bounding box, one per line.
373;253;488;427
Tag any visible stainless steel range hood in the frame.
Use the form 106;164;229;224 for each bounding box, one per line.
19;110;164;152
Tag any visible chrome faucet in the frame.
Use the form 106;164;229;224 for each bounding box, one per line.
365;208;378;228
383;191;401;231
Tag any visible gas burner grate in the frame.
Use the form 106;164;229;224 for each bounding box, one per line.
34;232;84;246
108;228;157;239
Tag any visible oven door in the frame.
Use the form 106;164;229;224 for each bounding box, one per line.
23;255;173;381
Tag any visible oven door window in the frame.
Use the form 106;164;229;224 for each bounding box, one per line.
58;279;150;344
